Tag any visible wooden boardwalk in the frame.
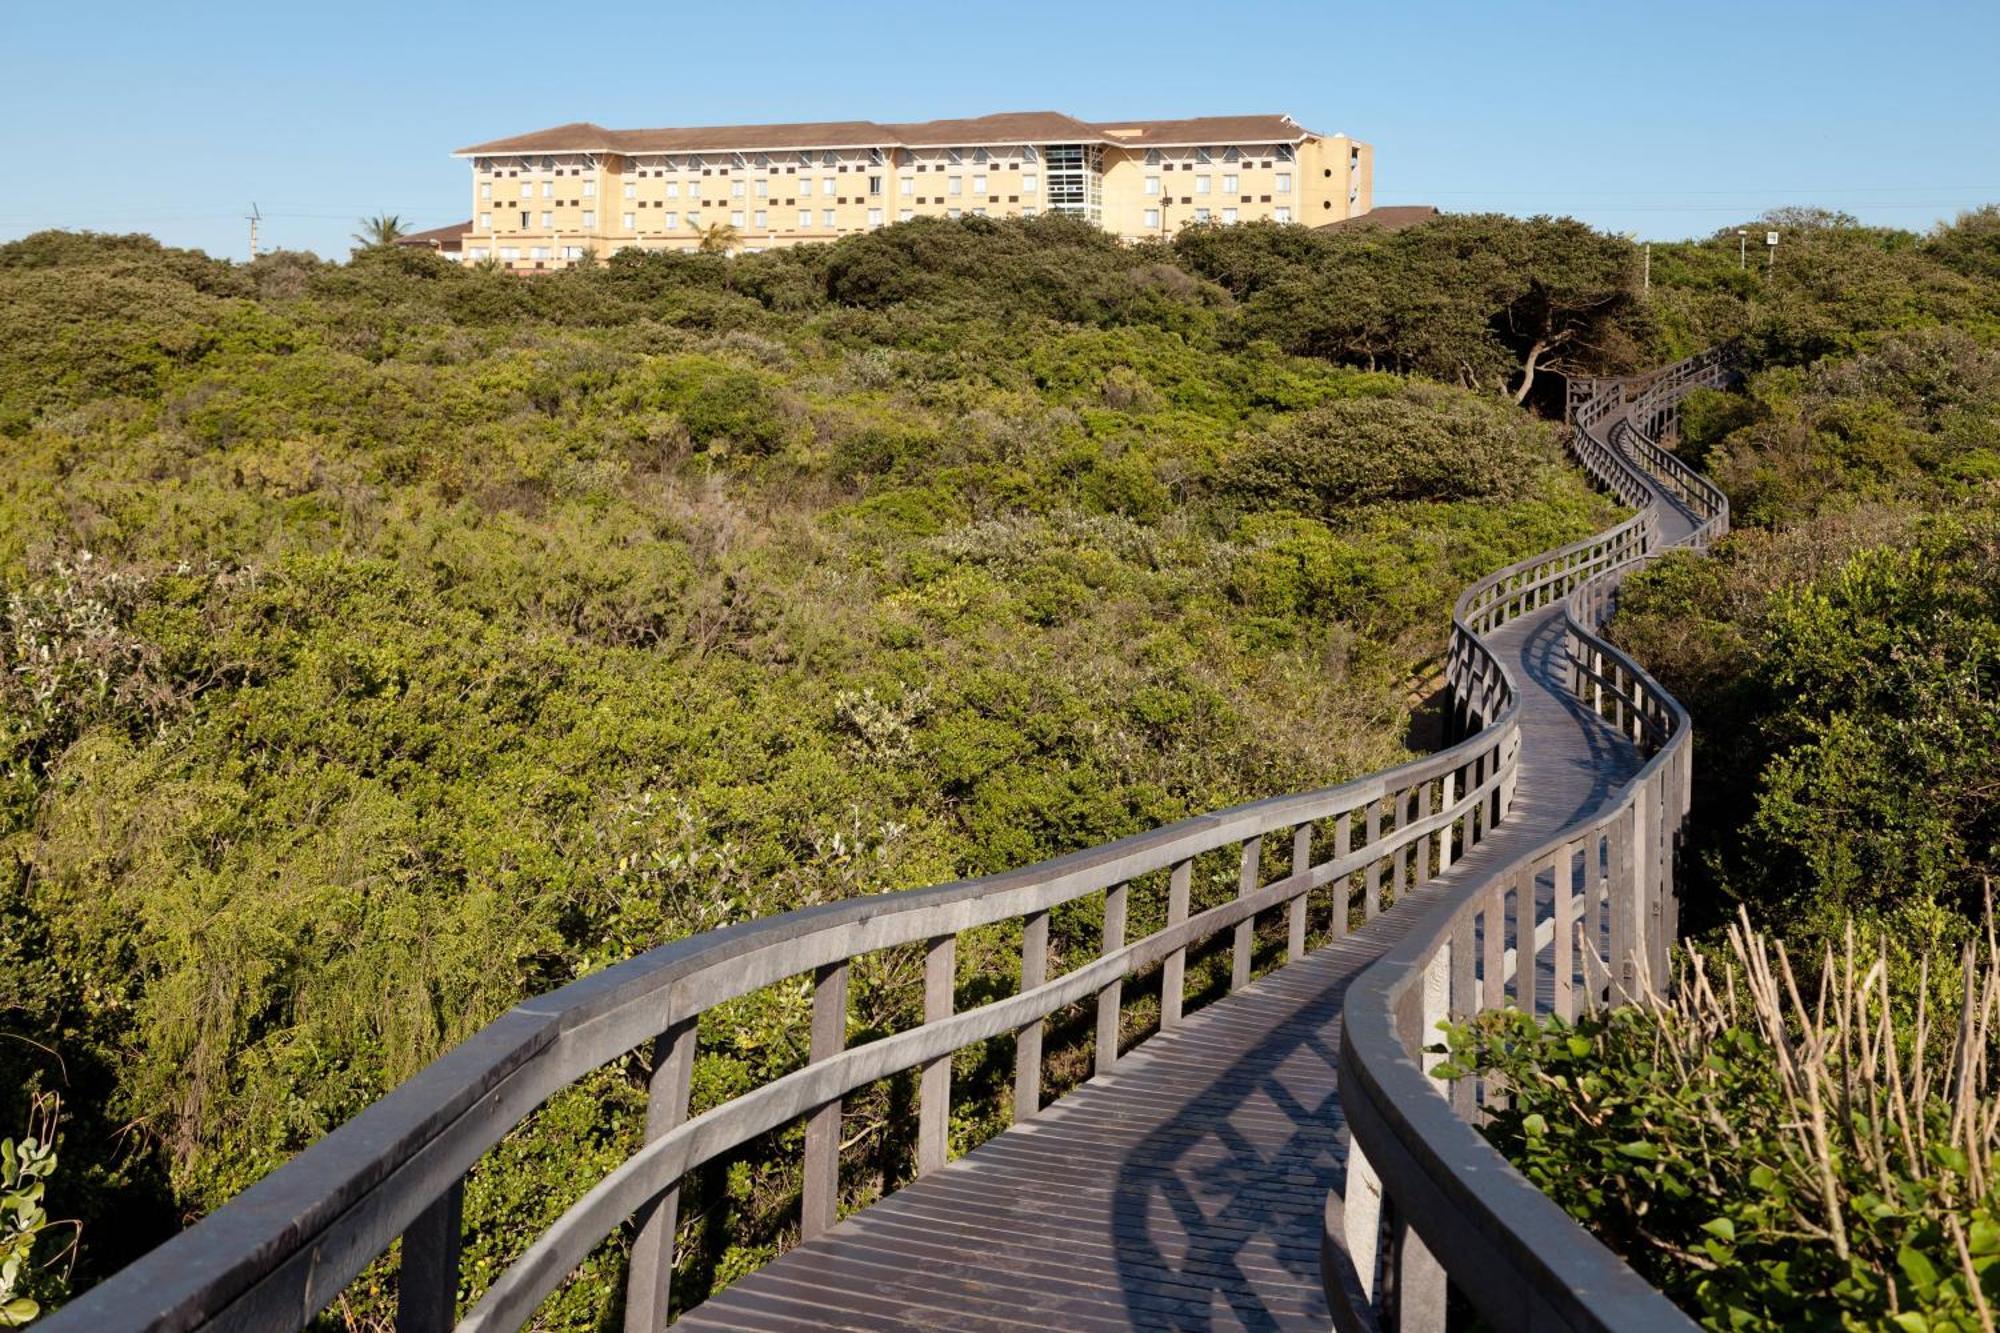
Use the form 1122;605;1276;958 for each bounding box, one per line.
678;481;1699;1331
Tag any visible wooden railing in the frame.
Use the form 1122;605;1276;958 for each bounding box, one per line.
1323;351;1734;1333
45;351;1736;1333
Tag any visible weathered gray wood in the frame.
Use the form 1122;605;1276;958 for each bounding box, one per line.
1015;911;1049;1122
1333;812;1353;938
1364;803;1384;918
1233;836;1262;990
802;960;849;1240
625;1016;698;1333
1289;824;1312;962
396;1176;462;1333
1095;882;1128;1076
917;935;954;1177
1160;858;1191;1029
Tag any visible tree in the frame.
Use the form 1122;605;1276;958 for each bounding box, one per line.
351;214;407;248
697;222;739;256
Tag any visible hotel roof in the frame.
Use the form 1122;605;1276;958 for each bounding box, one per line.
455;112;1326;157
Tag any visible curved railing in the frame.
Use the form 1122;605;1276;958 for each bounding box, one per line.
1324;350;1735;1332
46;351;1736;1333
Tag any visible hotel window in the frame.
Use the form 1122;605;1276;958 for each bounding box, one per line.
867;207;884;227
1143;208;1160;228
868;175;883;195
624;182;636;199
1194;176;1211;194
947;148;962;165
530;246;549;260
869;146;886;165
730;210;745;227
1275;173;1292;193
582;210;596;227
689;181;701;199
798;152;814;169
1022;173;1038;193
687;211;701;228
519;182;532;198
730;152;746;169
1022;144;1039;162
664;212;679;229
798;178;812;196
821;151;837;167
947;177;962;195
822;208;836;227
755;179;768;196
1144;148;1161;166
1222;174;1238;193
1194;208;1211;222
542;181;554;198
947;207;961;219
622;212;636;230
1222;207;1238;223
972;207;986;217
518;211;529;228
731;180;744;197
688;155;704;170
898;208;913;221
1144;176;1160;196
753;210;767;228
1277;143;1296;161
499;247;519;260
1021;206;1036;218
822;178;836;195
540;211;553;228
468;247;488;260
972;174;987;194
478;212;491;230
975;147;991;164
798;209;812;228
1223;146;1242;163
899;176;913;195
1274;207;1291;223
666;181;679;198
1195;147;1212;164
583;181;596;196
480;182;491;200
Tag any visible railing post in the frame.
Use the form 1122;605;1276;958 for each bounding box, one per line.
1437;770;1456;872
1289;823;1312;962
1364;802;1384;918
398;1178;464;1333
1512;864;1537;1016
1553;849;1576;1021
1412;785;1432;887
1386;1205;1448;1332
1333;812;1354;936
1014;910;1049;1120
625;1015;699;1333
1233;836;1262;990
1095;882;1128;1076
1160;859;1191;1028
802;959;849;1239
917;935;955;1176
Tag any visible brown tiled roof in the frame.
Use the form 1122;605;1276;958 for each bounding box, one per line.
1317;205;1441;233
394;220;473;248
455;111;1327;157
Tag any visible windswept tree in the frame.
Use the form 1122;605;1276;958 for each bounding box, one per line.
351;213;407;248
697;221;739;256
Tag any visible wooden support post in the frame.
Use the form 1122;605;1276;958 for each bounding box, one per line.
1233;836;1262;990
1288;823;1311;963
1333;812;1353;937
398;1178;463;1333
1095;882;1127;1077
1513;866;1536;1016
1553;849;1576;1021
1161;859;1191;1029
1449;920;1477;1119
1438;770;1457;872
1364;802;1384;918
624;1016;698;1333
1413;786;1432;887
917;936;954;1176
802;960;849;1239
1482;886;1505;1013
1013;912;1048;1121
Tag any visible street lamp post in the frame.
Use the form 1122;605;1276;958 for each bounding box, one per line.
1736;229;1748;270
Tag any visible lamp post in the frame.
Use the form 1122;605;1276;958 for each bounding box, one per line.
1736;228;1748;270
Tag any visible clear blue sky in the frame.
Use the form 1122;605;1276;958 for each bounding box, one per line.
4;0;1996;260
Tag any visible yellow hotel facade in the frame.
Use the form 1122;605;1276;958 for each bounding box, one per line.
453;111;1372;268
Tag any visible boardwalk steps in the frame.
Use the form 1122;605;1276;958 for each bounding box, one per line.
43;349;1736;1333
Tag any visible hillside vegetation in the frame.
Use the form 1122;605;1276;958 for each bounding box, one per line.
0;214;1632;1320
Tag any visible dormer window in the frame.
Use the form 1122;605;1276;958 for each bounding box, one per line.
730;152;747;169
756;153;772;168
1277;143;1296;162
798;151;814;168
1022;144;1039;162
1144;148;1162;166
947;147;963;165
973;146;990;164
822;150;837;167
687;154;704;170
1223;146;1241;163
869;146;886;165
1195;147;1212;164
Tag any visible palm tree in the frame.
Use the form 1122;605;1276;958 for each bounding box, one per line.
352;214;408;248
697;221;739;255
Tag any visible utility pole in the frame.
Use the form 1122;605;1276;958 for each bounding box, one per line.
1643;242;1651;294
1736;228;1747;270
246;203;262;263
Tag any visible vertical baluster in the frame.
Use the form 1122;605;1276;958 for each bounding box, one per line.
1233;836;1262;990
1333;812;1353;938
1095;882;1128;1077
1014;912;1048;1121
801;960;849;1239
1512;865;1536;1016
398;1179;464;1333
1288;823;1312;963
1160;860;1191;1029
1364;801;1384;918
1413;784;1433;887
1437;769;1456;872
1391;793;1409;907
1481;885;1505;1013
1449;919;1477;1118
1608;811;1635;1007
1553;848;1576;1021
917;936;955;1176
625;1016;699;1333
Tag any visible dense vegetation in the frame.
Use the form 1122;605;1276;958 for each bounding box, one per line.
1445;205;2000;1331
0;214;1637;1323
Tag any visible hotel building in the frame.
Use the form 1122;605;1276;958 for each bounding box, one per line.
451;111;1372;268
